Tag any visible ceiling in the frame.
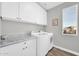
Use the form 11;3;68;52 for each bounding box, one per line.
38;2;64;10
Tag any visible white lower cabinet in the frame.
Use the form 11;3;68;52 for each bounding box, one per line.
0;43;21;56
20;39;36;56
0;39;36;56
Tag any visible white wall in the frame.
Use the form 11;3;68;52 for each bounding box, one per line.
2;20;45;35
46;2;79;53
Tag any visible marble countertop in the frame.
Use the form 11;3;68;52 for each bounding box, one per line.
0;35;37;48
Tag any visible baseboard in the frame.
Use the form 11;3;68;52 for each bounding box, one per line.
53;45;79;56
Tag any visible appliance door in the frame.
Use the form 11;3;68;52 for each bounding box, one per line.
37;35;50;56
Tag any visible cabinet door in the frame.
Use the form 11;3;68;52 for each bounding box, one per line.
0;40;36;56
22;39;36;56
20;2;37;23
20;2;47;25
0;43;21;56
0;41;26;56
35;4;47;25
42;10;47;25
1;2;19;19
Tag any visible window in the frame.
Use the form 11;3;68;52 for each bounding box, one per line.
62;5;78;35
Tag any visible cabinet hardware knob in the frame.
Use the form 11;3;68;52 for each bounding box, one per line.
24;42;26;44
25;46;27;48
22;48;25;50
22;46;27;50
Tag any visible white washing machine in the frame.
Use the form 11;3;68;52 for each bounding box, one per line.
31;32;53;56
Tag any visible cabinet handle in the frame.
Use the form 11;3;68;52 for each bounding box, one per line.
0;16;2;19
22;46;27;50
25;46;27;48
50;37;53;43
16;17;22;20
24;42;26;44
0;52;8;55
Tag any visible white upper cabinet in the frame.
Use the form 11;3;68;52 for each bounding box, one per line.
20;2;38;23
20;2;47;25
35;3;47;25
1;2;19;19
0;2;47;25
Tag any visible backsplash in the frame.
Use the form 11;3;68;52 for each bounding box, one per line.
1;20;45;35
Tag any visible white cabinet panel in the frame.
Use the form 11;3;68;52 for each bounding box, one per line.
0;43;22;56
1;2;19;19
22;39;36;56
20;2;47;25
35;4;47;25
20;2;37;23
0;39;36;56
0;41;28;56
0;2;47;25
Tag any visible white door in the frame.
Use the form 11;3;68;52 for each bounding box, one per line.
0;43;22;56
0;41;28;56
20;2;47;25
35;4;47;25
1;2;19;19
21;39;36;56
20;2;37;23
0;39;36;56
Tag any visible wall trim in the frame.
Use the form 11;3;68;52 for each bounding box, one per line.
53;45;79;56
